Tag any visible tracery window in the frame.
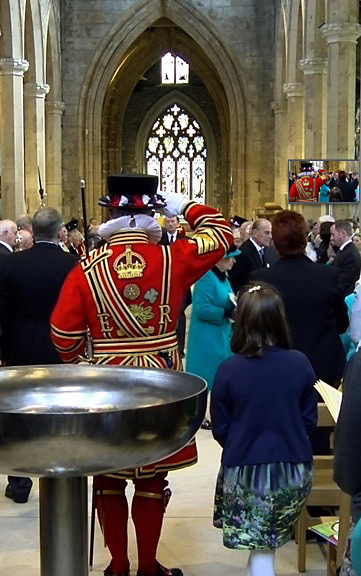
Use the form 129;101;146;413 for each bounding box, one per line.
145;103;207;202
161;52;189;84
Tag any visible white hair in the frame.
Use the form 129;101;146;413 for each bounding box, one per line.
0;219;17;237
318;215;335;224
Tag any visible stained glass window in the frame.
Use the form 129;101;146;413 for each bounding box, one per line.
161;52;189;85
145;104;207;203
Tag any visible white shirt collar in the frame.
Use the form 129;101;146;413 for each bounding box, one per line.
249;237;263;253
167;231;177;241
339;239;353;251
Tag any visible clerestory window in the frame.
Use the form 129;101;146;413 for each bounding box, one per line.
161;52;189;85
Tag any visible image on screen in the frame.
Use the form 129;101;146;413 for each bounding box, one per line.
288;159;359;204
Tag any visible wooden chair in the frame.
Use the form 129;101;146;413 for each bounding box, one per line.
296;403;351;573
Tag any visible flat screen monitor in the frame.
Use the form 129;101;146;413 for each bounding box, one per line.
288;159;359;204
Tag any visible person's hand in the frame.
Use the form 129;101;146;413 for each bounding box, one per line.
224;306;237;322
159;190;189;217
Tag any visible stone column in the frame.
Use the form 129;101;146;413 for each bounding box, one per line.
24;82;50;215
45;100;65;212
321;23;361;157
0;58;29;219
271;100;288;207
299;58;328;158
283;82;305;160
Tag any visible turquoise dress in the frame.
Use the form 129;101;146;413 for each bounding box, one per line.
185;268;234;390
319;184;330;202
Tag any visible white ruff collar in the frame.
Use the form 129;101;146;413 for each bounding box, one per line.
98;214;162;244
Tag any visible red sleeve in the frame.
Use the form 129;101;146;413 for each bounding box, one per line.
289;182;297;202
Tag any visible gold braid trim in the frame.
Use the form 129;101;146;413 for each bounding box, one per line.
96;489;125;496
134;490;163;500
190;228;220;254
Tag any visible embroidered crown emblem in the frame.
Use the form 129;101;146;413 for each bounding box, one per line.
113;245;146;279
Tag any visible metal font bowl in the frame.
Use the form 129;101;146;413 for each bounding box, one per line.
0;365;207;477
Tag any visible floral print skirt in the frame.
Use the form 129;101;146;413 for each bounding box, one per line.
213;462;313;550
340;524;355;576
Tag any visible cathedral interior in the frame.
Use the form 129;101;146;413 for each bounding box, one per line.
0;0;360;225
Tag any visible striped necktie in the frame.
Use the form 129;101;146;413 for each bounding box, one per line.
259;247;265;265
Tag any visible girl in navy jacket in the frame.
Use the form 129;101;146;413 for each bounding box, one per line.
211;281;318;576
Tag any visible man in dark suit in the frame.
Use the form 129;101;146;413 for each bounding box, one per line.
330;220;361;297
159;215;191;357
336;171;358;202
228;218;272;293
0;219;17;361
159;215;182;244
0;207;78;503
251;210;349;454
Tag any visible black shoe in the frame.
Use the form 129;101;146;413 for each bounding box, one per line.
201;419;212;430
5;484;30;504
137;563;183;576
104;562;129;576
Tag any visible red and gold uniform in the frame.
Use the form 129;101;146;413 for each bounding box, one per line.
51;199;232;576
289;175;325;203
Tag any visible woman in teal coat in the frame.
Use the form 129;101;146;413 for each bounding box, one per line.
185;248;239;429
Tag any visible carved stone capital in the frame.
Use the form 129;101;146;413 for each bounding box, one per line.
300;58;328;75
45;100;65;114
24;82;50;98
283;82;304;98
0;58;29;76
321;23;361;45
271;100;287;115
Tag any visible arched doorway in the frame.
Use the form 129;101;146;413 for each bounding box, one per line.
77;2;245;220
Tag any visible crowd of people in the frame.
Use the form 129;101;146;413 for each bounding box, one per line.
0;175;361;576
289;163;359;203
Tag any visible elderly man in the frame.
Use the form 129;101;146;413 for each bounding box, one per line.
228;218;272;293
0;219;17;258
0;207;78;503
14;229;34;251
16;214;33;233
51;173;233;576
330;220;361;297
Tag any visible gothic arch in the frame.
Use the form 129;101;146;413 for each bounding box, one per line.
44;0;63;209
275;5;287;102
24;0;44;84
304;0;327;59
135;90;217;205
78;0;246;217
45;0;61;101
0;0;24;57
287;0;304;84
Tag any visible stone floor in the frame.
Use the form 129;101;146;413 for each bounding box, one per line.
0;428;328;576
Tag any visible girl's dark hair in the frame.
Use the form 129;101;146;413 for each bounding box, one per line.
231;281;291;358
329;187;343;202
